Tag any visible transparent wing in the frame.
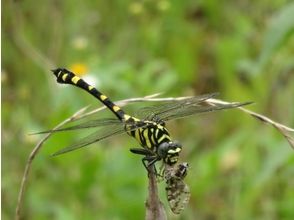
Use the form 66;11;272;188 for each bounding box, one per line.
140;93;252;121
51;119;150;156
32;118;122;134
51;124;126;156
137;93;218;120
160;101;252;122
137;93;252;122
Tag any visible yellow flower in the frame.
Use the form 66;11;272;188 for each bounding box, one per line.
69;63;88;76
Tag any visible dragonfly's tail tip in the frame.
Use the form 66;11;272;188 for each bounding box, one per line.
51;68;59;73
51;68;66;75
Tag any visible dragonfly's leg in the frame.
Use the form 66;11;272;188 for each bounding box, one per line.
130;147;155;171
130;147;161;176
143;156;162;177
142;157;152;171
142;157;157;177
130;148;153;156
146;156;160;167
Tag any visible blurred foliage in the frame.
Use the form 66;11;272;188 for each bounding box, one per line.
2;0;294;219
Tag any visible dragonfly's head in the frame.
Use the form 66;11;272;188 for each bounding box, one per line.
157;141;182;165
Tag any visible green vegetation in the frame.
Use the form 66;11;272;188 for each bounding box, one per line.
2;0;294;219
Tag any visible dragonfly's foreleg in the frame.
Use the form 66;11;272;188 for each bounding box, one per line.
130;148;161;176
130;148;153;156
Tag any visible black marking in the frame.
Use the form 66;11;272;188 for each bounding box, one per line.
152;128;158;145
139;128;147;147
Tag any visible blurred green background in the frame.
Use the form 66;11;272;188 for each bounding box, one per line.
2;0;294;219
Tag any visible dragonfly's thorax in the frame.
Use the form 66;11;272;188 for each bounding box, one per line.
125;115;172;149
123;115;182;165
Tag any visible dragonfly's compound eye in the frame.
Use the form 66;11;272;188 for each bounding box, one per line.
157;142;170;158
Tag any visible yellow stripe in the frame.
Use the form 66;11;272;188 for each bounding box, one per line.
113;106;121;112
157;124;164;129
72;76;80;84
88;86;94;90
150;128;155;145
132;117;140;122
143;129;151;148
100;95;107;100
62;73;68;81
167;147;181;154
155;129;159;138
158;134;168;143
123;114;131;121
134;130;141;142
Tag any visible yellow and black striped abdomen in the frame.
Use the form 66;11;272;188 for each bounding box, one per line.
52;68;126;120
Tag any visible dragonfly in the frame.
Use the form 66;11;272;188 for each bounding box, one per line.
164;162;190;214
36;68;252;169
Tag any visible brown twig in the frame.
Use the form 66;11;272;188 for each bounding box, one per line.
145;166;167;220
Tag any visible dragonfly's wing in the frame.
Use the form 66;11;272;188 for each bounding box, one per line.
52;124;126;156
137;93;218;120
32;118;122;134
138;93;252;122
160;101;252;122
51;119;150;156
166;180;190;215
